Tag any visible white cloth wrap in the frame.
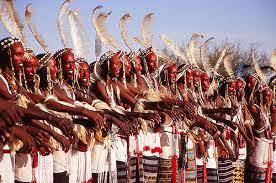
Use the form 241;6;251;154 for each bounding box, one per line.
91;140;116;173
206;140;217;169
35;154;53;183
69;149;92;183
160;125;179;159
15;153;32;182
0;145;15;183
129;130;144;157
53;149;70;173
143;128;161;157
249;137;273;169
115;135;128;163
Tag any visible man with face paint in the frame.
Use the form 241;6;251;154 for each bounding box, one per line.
0;38;80;183
245;83;273;183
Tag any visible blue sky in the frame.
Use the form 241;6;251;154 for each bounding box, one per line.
1;0;275;62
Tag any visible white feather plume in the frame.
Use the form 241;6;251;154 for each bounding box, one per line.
92;6;103;58
213;47;227;72
200;37;214;75
25;3;49;52
187;33;204;67
68;10;92;59
119;13;133;51
223;54;235;77
159;34;188;63
0;0;24;41
57;0;72;47
142;13;154;48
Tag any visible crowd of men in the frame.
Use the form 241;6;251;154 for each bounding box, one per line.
0;1;275;183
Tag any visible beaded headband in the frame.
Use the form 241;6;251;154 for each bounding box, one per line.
0;37;21;51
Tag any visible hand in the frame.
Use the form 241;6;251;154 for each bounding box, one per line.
140;112;161;124
0;100;25;126
52;133;70;152
26;126;50;143
50;116;74;137
83;110;105;130
13;126;35;153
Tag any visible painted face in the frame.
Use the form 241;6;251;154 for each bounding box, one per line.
167;64;178;84
78;62;90;86
124;55;132;77
49;58;58;81
10;43;25;72
61;50;75;80
24;53;38;83
227;81;236;96
246;75;257;93
236;79;245;98
110;52;123;78
145;53;157;74
186;67;193;86
201;73;210;92
262;88;272;105
193;69;201;87
134;56;142;73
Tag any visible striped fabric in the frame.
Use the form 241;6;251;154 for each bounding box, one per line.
232;161;245;183
130;157;144;183
247;164;267;183
185;145;197;182
143;156;159;183
217;158;234;183
196;165;203;183
207;168;218;183
157;158;173;183
116;161;127;183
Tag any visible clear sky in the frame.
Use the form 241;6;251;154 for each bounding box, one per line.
0;0;275;62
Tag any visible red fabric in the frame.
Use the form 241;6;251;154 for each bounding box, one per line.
144;146;151;151
225;129;230;140
265;161;272;183
77;141;88;152
31;148;38;168
155;127;161;133
203;160;207;183
151;147;163;154
171;154;177;183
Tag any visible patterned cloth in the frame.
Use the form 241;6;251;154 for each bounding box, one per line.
207;168;218;183
247;163;268;183
143;156;159;183
232;161;245;183
217;158;234;183
116;161;127;183
185;138;197;183
130;157;144;183
157;158;176;183
197;165;203;183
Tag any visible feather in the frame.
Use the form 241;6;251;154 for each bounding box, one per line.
223;54;235;77
0;0;24;41
92;6;103;58
252;50;266;83
68;10;92;59
200;37;214;75
57;0;72;47
236;63;245;78
271;49;276;71
4;0;25;42
95;33;102;59
153;63;165;79
188;33;204;67
213;48;227;72
95;11;120;50
119;13;133;51
142;13;154;48
25;3;48;52
159;34;188;63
